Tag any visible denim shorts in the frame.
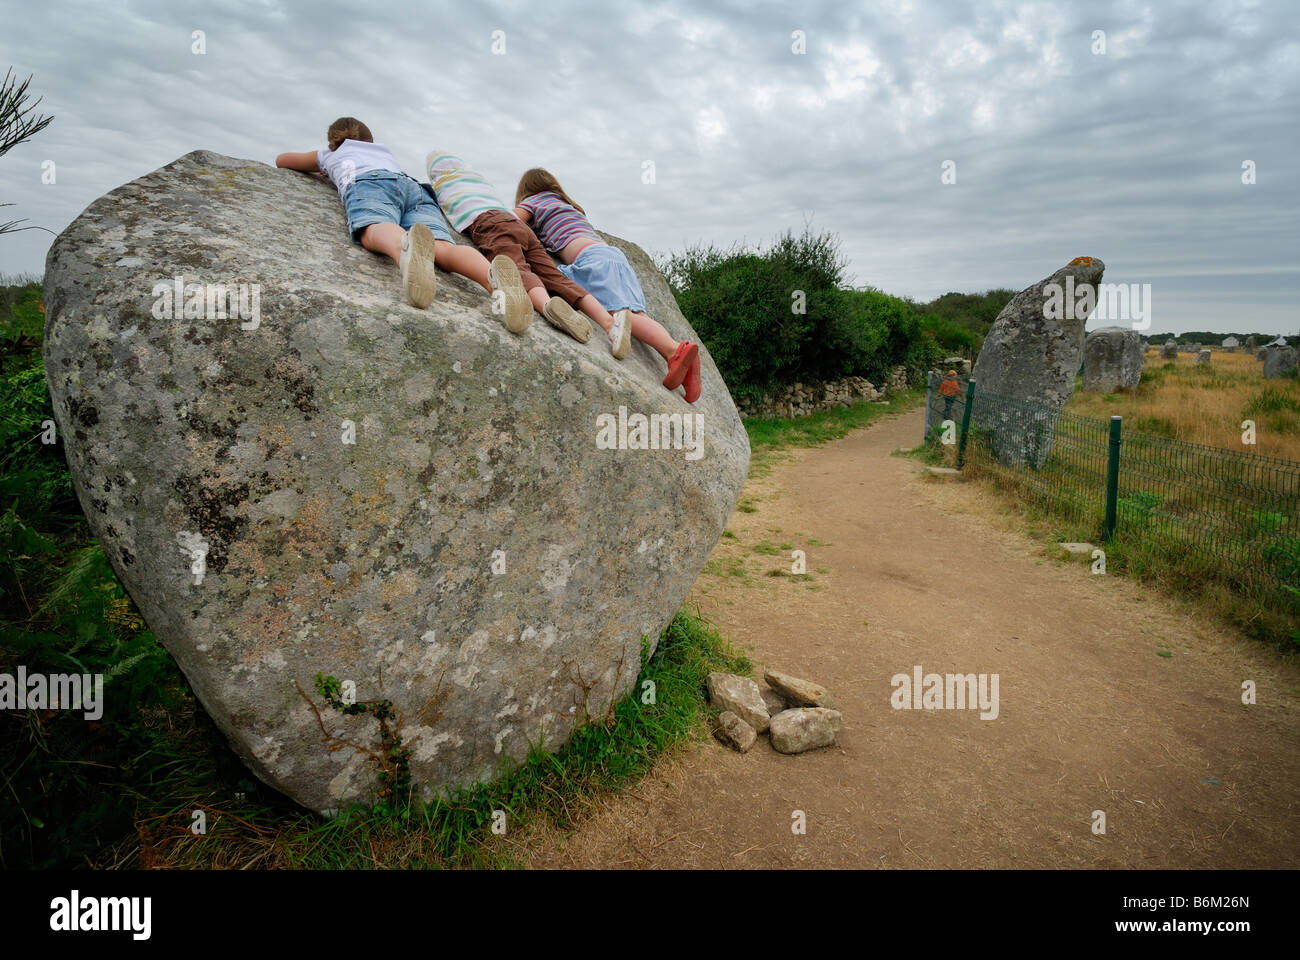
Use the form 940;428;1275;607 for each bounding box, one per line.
558;243;646;313
342;171;452;244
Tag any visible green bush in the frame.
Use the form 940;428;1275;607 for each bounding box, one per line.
660;230;942;404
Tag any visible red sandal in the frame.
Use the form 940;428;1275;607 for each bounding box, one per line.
683;351;702;403
662;341;699;392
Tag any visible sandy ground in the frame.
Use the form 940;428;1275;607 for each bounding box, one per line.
520;407;1300;868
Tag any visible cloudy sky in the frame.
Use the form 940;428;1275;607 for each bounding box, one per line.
1;0;1297;335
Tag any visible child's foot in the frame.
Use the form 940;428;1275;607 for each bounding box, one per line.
683;351;702;403
662;341;699;392
400;224;438;309
489;256;532;333
609;308;632;360
542;297;592;343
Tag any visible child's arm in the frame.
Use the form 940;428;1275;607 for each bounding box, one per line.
513;206;532;224
276;151;320;172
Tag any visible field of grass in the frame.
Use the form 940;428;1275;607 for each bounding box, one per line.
0;279;750;869
1067;348;1300;459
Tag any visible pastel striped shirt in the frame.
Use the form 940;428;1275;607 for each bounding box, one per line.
516;191;599;253
424;149;511;233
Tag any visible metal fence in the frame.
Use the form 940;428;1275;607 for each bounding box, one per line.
924;373;1300;604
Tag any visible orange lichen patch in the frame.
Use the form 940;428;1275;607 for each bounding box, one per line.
1068;256;1095;266
257;424;294;456
286;494;337;551
38;299;46;314
228;540;267;578
379;569;419;603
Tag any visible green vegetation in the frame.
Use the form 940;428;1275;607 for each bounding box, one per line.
660;229;944;406
0;278;750;869
912;289;1016;355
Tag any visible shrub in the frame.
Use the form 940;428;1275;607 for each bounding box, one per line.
661;230;941;402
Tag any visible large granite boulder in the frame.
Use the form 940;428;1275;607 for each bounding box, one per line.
970;256;1105;467
42;150;749;813
1264;345;1298;379
1082;326;1142;392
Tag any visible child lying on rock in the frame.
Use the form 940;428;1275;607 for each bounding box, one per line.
275;117;529;326
426;148;597;342
514;168;702;403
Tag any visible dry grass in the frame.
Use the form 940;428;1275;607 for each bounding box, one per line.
1066;349;1300;459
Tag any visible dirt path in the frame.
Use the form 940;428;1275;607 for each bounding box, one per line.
524;407;1300;868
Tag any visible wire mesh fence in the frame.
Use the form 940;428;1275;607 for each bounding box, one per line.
925;374;1300;607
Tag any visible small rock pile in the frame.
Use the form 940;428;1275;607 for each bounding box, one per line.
737;376;882;419
708;669;841;755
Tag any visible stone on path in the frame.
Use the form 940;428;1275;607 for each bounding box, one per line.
713;710;757;753
768;708;842;754
764;669;835;708
707;672;770;732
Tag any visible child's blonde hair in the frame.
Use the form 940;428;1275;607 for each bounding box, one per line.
327;117;373;152
515;168;585;214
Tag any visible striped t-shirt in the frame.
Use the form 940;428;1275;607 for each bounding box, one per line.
516;191;599;253
424;149;511;233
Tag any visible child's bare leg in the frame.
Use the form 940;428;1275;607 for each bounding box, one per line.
629;312;679;360
434;240;492;293
527;286;549;314
578;295;613;333
360;222;405;264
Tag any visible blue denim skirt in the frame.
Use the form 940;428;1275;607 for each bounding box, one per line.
558;243;647;313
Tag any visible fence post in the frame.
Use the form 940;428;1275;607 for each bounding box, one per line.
1103;415;1122;541
956;378;977;469
922;370;934;445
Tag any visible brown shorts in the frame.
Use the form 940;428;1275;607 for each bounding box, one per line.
464;209;589;307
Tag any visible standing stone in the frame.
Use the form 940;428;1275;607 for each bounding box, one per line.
1082;326;1143;392
1160;340;1178;359
1245;336;1257;353
768;708;843;754
42;150;750;814
714;711;757;753
707;672;770;732
1195;349;1212;366
970;256;1105;467
1264;346;1298;379
1222;336;1239;352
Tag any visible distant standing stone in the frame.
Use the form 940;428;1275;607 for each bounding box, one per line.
1082;326;1143;392
1160;341;1178;359
769;708;842;754
1195;349;1212;366
707;672;770;732
714;711;757;753
1264;346;1298;379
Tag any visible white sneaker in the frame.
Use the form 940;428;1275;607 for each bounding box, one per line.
400;223;438;309
609;308;632;360
488;255;532;333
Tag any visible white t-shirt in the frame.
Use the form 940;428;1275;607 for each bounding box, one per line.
316;139;401;197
